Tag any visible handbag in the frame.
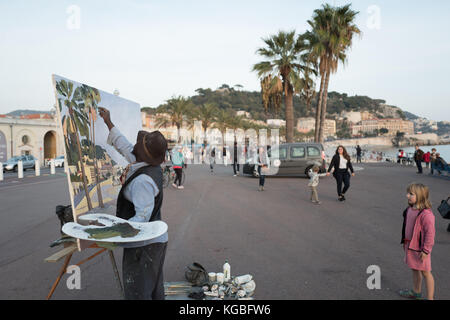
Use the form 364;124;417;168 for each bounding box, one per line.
438;197;450;219
185;262;208;286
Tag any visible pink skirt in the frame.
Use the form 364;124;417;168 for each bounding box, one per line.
404;242;432;271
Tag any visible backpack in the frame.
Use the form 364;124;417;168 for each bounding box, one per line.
438;197;450;220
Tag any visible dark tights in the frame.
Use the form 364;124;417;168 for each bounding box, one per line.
174;168;183;186
334;169;350;196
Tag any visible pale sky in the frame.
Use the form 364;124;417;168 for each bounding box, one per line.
0;0;449;121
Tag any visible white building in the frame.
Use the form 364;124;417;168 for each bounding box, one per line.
0;115;63;164
267;119;286;128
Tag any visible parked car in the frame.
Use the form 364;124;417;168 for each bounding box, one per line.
52;155;65;167
3;155;37;172
243;142;326;177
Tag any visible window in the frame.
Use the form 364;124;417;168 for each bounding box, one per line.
307;147;321;157
290;146;305;158
278;147;287;160
271;147;287;160
22;135;29;145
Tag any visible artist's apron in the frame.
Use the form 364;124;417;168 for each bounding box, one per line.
117;165;167;300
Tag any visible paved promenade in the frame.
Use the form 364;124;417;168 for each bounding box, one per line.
0;163;449;299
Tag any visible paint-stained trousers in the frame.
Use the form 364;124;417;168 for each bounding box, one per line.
122;242;167;300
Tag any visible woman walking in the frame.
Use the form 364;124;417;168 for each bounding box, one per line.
255;146;270;191
171;146;185;189
327;145;355;201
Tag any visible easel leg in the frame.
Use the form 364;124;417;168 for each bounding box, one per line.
46;253;73;300
108;250;124;299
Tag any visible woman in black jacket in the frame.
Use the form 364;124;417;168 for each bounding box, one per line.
327;145;355;201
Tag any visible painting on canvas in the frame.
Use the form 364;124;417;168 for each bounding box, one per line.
52;74;142;222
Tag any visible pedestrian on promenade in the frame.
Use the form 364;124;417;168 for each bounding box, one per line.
233;141;240;176
435;153;449;174
430;148;437;175
423;151;431;169
308;165;327;204
399;183;435;300
255;146;270;191
414;145;424;174
209;146;216;173
327;145;355;202
98;107;168;300
171;146;185;189
356;145;362;163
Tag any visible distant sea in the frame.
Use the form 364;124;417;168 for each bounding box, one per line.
325;144;450;162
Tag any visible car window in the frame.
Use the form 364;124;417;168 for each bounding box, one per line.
290;146;305;158
278;147;287;160
307;146;321;157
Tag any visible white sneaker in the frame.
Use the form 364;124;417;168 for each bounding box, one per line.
177;185;184;189
172;183;177;188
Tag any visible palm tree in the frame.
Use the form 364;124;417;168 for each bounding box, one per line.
212;109;233;145
253;30;311;143
155;96;194;143
77;84;104;208
260;75;283;117
193;103;218;146
306;3;361;143
56;80;93;211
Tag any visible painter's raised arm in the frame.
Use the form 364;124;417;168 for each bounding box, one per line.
99;107;136;164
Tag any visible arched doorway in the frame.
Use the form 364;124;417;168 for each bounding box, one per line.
44;131;57;160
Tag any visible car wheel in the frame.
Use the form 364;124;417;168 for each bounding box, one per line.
305;165;314;178
13;166;17;172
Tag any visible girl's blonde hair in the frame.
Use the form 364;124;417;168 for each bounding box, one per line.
407;183;432;210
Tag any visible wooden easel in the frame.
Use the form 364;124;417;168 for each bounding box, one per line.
44;242;124;300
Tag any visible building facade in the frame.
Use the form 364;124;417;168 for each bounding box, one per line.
351;118;414;136
296;117;336;137
0;115;63;164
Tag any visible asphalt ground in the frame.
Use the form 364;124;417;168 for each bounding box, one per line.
0;163;449;299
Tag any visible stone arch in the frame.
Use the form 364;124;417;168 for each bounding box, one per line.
44;130;57;159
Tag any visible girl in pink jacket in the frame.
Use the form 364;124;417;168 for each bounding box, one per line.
399;183;436;300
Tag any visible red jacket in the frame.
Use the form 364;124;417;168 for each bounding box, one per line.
423;152;430;163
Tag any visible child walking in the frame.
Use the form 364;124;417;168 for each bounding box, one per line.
399;183;436;300
308;166;327;204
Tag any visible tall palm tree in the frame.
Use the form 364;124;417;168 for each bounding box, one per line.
260;75;283;117
306;3;361;143
77;85;104;208
212;109;233;145
155;96;193;143
56;80;93;211
193;103;218;146
253;30;311;143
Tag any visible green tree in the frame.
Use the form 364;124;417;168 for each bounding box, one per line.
304;3;361;143
253;30;311;143
155;96;194;143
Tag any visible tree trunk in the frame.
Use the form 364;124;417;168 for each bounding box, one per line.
91;116;104;208
315;68;326;142
318;68;331;144
69;114;93;211
284;80;294;143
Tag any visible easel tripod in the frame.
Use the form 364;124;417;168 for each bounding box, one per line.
44;242;124;300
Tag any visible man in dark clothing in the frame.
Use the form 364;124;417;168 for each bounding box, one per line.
356;145;362;163
233;141;240;176
99;107;168;300
414;144;424;174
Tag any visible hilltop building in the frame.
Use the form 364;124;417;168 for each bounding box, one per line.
351;118;414;136
296;117;336;137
